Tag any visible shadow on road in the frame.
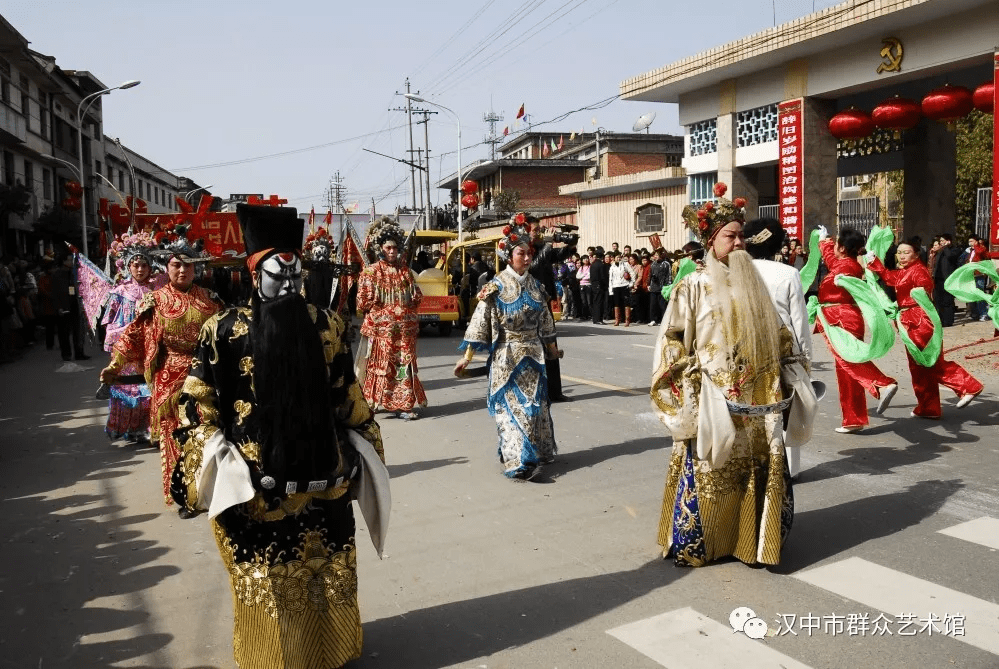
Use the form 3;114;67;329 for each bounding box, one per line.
542;436;665;480
774;478;964;574
1;351;191;667
354;558;682;669
388;456;470;479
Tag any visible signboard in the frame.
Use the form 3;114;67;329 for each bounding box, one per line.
777;99;804;242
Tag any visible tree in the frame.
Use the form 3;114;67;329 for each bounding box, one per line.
492;189;521;217
955;110;993;241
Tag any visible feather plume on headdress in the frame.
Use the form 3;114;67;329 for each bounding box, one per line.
497;212;535;262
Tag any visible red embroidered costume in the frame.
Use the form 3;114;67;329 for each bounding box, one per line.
109;283;222;502
868;258;983;418
817;239;896;428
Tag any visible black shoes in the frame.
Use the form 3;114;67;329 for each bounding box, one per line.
177;507;198;519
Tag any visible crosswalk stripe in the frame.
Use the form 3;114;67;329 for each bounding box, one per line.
606;607;814;669
938;517;999;550
794;557;999;655
561;375;647;396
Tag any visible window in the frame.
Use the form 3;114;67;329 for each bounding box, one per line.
18;74;28;115
146;182;151;200
23;160;34;191
635;203;664;233
137;179;143;199
688;172;719;206
3;151;14;184
154;186;159;205
92;121;100;140
40;107;49;139
95;160;102;178
118;169;125;192
43;168;52;200
107;163;113;180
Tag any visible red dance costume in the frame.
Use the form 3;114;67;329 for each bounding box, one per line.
868;258;983;418
817;239;897;428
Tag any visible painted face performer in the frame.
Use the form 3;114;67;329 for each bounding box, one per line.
170;204;385;669
302;226;337;308
355;216;427;419
867;242;984;417
455;213;560;481
651;184;799;567
100;226;222;512
99;232;160;443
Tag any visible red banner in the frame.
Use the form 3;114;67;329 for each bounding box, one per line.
992;52;999;249
777;99;804;242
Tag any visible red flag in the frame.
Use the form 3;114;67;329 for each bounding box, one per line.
336;223;367;316
309;206;315;233
324;210;332;227
542;142;550;157
503;126;509;136
557;135;564;150
516;103;525;119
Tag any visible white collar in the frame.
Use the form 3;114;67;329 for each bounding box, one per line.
503;266;530;284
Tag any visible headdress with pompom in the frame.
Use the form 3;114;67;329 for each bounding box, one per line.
367;216;406;254
497;212;535;262
148;222;211;269
680;182;747;245
304;226;335;257
108;231;157;279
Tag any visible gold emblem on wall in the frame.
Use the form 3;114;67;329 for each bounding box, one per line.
877;37;904;74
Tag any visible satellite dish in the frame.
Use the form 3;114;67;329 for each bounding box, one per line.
632;111;657;133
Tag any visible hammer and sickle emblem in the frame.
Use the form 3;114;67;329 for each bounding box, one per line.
877;37;903;74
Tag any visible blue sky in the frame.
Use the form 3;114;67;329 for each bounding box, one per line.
6;0;840;214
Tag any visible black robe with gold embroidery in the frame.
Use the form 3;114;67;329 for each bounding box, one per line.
170;304;383;669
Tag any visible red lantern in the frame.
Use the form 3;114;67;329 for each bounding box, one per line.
871;96;922;133
921;84;974;124
460;180;478;195
828;108;875;140
461;193;479;209
973;82;994;114
61;197;81;211
64;180;83;197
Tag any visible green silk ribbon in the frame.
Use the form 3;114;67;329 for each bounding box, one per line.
798;229;821;294
866;225;895;262
893;287;942;367
945;261;999;328
662;258;696;301
810;274;896;363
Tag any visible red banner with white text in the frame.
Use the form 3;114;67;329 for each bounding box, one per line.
991;52;999;250
777;99;804;242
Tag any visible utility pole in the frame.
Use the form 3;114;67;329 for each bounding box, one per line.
482;107;505;161
325;172;346;239
392;104;439;230
401;79;417;210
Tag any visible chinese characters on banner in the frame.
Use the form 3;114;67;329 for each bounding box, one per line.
991;52;999;249
778;99;804;242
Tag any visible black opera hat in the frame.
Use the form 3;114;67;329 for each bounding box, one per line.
237;204;304;258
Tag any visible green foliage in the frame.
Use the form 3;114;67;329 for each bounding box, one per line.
492;189;521;217
0;182;32;221
859;170;904;228
955;110;994;240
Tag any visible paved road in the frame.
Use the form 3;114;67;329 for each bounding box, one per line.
1;317;997;669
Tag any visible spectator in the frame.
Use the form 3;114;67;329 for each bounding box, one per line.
576;254;591;321
965;235;992;321
647;247;671;326
589;247;607;325
609;252;631;326
933;233;963;326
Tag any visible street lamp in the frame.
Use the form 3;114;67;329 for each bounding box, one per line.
404;93;464;243
76;79;140;257
184;184;213;204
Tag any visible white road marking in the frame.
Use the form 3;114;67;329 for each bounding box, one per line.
794;557;999;655
607;607;814;668
633;343;655;349
561;375;647;396
938;517;999;550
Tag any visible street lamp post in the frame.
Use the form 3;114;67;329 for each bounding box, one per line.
76;79;140;257
404;94;463;243
183;184;213;205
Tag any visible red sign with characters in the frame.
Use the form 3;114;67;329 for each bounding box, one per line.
992;52;999;250
777;99;804;242
98;194;290;258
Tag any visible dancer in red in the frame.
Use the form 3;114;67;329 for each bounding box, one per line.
868;242;984;418
816;228;897;432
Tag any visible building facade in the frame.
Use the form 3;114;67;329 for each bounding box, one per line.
621;0;999;248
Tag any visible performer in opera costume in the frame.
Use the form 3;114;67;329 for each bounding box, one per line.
652;184;803;567
171;204;386;669
455;214;559;481
101;228;223;513
815;227;898;433
867;242;984;417
99;232;164;442
355;216;427;419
